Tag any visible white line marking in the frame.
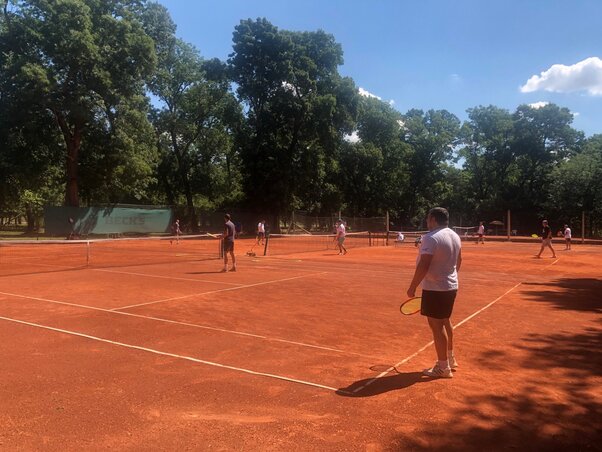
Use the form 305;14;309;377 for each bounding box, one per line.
352;282;523;393
0;289;377;359
112;272;328;311
452;282;522;329
93;268;243;286
0;315;350;394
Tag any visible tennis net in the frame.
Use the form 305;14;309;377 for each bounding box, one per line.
388;230;429;244
0;234;222;276
452;226;478;237
263;231;382;256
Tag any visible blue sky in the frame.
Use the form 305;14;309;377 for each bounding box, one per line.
159;0;602;136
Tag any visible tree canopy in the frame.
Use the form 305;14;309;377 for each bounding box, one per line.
1;3;599;235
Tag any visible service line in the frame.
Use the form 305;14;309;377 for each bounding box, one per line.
0;289;378;359
0;315;350;395
111;272;328;311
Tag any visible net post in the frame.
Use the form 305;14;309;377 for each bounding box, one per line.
86;241;90;267
507;209;511;241
582;210;585;244
263;233;269;256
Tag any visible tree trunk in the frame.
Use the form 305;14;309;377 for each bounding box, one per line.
65;137;80;206
53;110;83;207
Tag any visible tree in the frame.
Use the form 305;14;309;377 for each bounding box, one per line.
401;109;460;224
146;8;242;230
339;96;411;218
511;103;583;209
548;135;602;235
229;18;358;225
1;0;157;206
458;105;515;216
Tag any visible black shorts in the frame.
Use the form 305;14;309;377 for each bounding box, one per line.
223;240;234;253
421;290;457;319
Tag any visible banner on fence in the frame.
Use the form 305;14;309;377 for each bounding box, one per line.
44;206;173;235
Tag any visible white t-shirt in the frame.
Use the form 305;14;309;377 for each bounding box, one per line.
397;232;404;242
257;222;265;233
564;227;571;239
478;224;484;235
337;223;346;237
419;227;461;291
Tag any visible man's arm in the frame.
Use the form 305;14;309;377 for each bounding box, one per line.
407;254;433;298
456;248;462;272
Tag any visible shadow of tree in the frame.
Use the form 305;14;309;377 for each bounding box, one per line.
522;278;602;313
388;278;602;451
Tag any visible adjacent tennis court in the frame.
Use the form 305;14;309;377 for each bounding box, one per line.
0;237;600;450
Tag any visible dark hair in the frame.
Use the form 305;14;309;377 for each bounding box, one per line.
224;214;231;221
428;207;449;226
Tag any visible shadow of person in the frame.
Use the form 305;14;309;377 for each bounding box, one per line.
336;371;434;397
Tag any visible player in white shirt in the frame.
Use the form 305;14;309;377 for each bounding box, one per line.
335;220;347;255
563;224;572;250
407;207;462;378
476;221;485;245
256;220;266;245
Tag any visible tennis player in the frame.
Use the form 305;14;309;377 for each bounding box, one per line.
476;221;485;244
170;219;181;244
256;219;266;245
336;220;347;255
535;219;556;258
222;214;237;272
563;224;572;250
407;207;462;378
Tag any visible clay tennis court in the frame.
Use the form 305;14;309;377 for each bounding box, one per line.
1;237;600;450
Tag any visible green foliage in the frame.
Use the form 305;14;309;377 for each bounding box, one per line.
229;18;358;217
1;0;158;206
1;7;600;235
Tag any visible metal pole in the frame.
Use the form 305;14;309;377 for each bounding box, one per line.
507;209;511;241
385;210;390;246
582;210;585;244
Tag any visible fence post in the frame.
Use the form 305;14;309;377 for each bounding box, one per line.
507;209;511;241
582;211;585;244
385;211;390;246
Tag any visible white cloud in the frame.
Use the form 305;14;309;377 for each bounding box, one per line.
388;99;395;106
520;57;602;95
344;131;360;143
358;87;381;100
528;101;549;109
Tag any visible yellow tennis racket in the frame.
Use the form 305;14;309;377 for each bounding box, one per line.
400;296;422;315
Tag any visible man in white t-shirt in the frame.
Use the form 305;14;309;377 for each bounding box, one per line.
476;221;485;245
256;220;266;245
563;224;572;250
407;207;462;378
336;220;347;255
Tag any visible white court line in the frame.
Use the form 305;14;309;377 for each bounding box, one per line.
93;268;243;286
0;290;377;359
112;272;328;311
352;282;523;394
0;315;350;395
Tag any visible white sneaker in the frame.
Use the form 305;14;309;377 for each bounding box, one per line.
423;363;453;378
449;356;458;369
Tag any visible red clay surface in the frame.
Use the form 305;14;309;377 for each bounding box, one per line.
1;237;600;450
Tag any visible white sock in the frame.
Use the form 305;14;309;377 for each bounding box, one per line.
438;359;449;369
448;350;455;358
